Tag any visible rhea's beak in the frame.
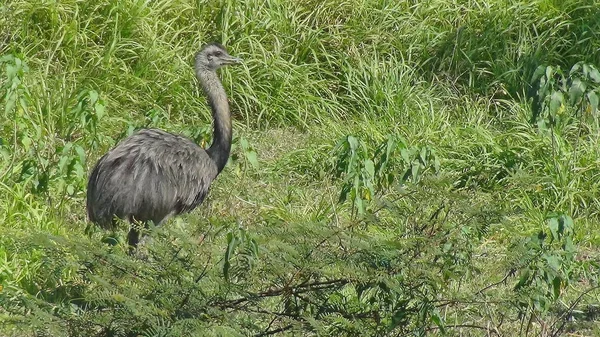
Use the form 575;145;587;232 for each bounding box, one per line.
224;55;243;65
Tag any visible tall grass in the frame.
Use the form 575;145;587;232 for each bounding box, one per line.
3;0;598;127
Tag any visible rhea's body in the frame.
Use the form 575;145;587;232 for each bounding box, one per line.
86;128;217;228
86;43;241;250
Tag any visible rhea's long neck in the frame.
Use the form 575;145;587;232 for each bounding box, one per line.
198;68;232;173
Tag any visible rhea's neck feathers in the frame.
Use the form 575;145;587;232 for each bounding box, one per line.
197;68;232;173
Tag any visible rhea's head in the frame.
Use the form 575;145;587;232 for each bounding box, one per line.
195;43;242;71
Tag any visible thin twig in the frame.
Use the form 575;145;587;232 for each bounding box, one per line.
550;284;600;337
425;323;501;335
179;253;213;308
215;278;349;307
476;269;516;295
254;324;294;336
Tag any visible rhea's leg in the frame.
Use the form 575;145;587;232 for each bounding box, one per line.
128;217;148;253
127;228;141;255
127;217;168;257
138;233;154;247
136;218;163;250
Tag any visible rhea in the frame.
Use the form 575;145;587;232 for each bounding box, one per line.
86;43;242;251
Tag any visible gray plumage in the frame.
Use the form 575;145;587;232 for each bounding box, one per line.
86;43;242;250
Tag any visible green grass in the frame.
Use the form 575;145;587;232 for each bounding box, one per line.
1;0;600;336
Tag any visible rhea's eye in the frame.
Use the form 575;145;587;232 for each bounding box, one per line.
214;51;223;57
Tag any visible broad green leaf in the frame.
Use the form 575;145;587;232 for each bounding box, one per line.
560;215;574;235
548;217;559;241
420;147;427;164
72;101;83;115
545;66;554;82
549;91;564;116
223;232;237;282
545;254;560;272
568;78;586;105
589;67;600;83
57;156;69;171
94;102;105;119
75;145;86;163
239;136;249;149
538;77;549;101
411;162;420;182
430;312;446;334
355;196;364;215
88;90;99;104
385;136;395;159
62;142;73;154
6;64;16;78
347;135;358;152
4;92;16;114
588;91;599;115
531;65;546;83
245;150;259;169
18;96;28;110
389;309;408;330
74;163;84;178
400;148;410;163
552;277;561;299
363;159;374;177
0;54;15;63
564;236;575;254
583;64;590;77
514;268;530;290
0;148;9;159
21;135;31;151
126;124;136;136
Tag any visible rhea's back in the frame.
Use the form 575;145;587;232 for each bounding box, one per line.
86;129;218;228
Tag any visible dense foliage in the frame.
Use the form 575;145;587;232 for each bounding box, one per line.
1;0;600;336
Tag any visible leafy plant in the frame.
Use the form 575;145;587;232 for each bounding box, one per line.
63;89;106;148
1;55;30;120
0;56;103;206
229;135;259;175
331;134;439;216
223;226;259;283
512;214;577;333
531;63;600;130
331;135;374;216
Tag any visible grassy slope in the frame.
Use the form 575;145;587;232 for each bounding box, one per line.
1;0;600;336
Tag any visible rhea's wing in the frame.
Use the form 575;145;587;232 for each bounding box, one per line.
86;152;114;227
87;143;178;227
158;136;219;214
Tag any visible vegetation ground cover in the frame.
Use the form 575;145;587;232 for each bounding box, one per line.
1;0;600;336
